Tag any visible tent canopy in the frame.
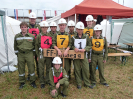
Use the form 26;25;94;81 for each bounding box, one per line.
61;0;133;18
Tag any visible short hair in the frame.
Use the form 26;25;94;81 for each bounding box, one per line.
20;22;28;28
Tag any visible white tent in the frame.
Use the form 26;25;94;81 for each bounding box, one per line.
101;19;125;44
46;15;61;32
0;16;21;69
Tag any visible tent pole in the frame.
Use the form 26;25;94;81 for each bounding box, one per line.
75;14;76;24
105;19;107;38
68;17;69;32
110;21;113;43
37;9;38;23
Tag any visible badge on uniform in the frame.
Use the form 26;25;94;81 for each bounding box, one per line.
28;39;33;41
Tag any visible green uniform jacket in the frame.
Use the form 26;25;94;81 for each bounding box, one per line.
90;35;108;60
28;24;41;32
69;31;77;36
49;31;58;37
71;33;91;52
35;32;52;57
84;27;94;35
52;31;72;48
49;67;68;90
14;33;35;55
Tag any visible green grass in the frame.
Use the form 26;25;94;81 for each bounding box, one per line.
0;49;133;99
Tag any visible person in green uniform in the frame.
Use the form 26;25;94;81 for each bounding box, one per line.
71;22;91;89
52;18;71;78
14;22;36;89
67;20;77;79
89;24;109;88
83;15;95;81
67;20;77;37
49;21;58;37
35;21;52;88
27;12;41;80
49;57;69;98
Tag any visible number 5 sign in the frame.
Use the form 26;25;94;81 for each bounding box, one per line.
74;39;86;49
29;28;39;39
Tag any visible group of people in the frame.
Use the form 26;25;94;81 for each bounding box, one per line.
14;12;109;98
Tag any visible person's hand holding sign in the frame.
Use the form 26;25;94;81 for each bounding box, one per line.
64;50;68;56
74;48;79;52
57;49;62;56
80;49;85;53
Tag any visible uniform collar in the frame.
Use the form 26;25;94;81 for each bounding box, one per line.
93;35;103;39
69;31;74;34
28;23;37;28
50;31;57;34
57;31;68;35
41;32;47;36
53;67;62;73
86;26;93;29
76;33;86;39
20;32;30;36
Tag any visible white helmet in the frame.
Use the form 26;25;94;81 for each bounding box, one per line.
40;21;49;27
50;22;57;27
76;22;84;29
58;18;67;24
86;15;94;21
67;20;75;27
29;12;36;18
94;24;102;31
52;57;62;64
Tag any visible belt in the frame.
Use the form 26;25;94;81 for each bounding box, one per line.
92;52;103;55
19;50;32;54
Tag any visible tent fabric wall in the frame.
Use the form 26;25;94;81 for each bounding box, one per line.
118;22;133;48
46;15;61;32
0;16;21;69
112;22;124;44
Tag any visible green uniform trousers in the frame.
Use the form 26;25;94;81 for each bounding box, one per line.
89;62;92;81
73;54;90;86
61;58;71;78
28;53;39;78
35;54;39;77
18;51;36;83
38;57;52;84
91;54;106;84
50;81;69;98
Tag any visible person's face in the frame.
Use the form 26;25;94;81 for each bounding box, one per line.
29;18;36;25
77;29;83;35
54;64;61;70
95;30;101;37
68;26;75;32
59;24;66;32
50;26;57;32
87;21;93;27
41;27;48;33
20;25;28;33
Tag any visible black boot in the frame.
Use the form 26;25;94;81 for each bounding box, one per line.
19;83;25;89
61;93;66;97
41;84;45;89
31;81;37;88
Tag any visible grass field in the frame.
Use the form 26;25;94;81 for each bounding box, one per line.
0;50;133;99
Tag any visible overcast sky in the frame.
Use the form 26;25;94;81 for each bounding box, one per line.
0;0;133;17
